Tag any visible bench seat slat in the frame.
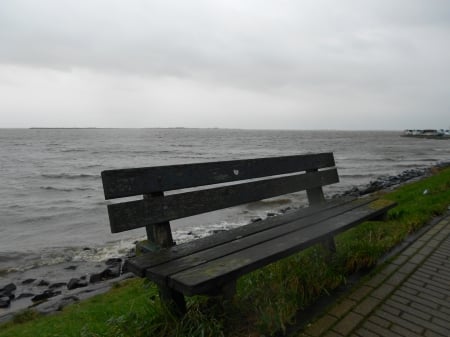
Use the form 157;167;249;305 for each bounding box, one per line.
168;199;397;295
102;153;335;199
108;168;339;233
125;197;357;277
144;197;381;284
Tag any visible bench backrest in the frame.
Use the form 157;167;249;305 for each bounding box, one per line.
101;153;338;246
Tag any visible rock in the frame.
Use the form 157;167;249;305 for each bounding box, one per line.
89;273;102;284
0;296;10;308
64;265;77;270
49;282;67;289
211;229;226;234
21;278;36;285
105;258;122;266
0;283;16;295
67;278;88;290
279;207;292;214
89;266;121;284
37;280;50;287
17;293;35;299
0;283;16;301
31;290;61;303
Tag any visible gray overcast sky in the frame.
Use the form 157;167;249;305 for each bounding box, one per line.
1;1;449;130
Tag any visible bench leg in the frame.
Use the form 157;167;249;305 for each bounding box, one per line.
321;236;337;262
204;281;237;313
321;236;337;254
370;212;388;221
221;281;237;300
158;286;186;317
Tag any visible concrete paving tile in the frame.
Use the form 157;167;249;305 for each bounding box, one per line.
303;314;337;337
401;312;449;336
395;289;440;309
348;285;374;302
332;312;364;336
353;327;380;337
385;298;432;321
329;299;356;318
370;284;395;300
353;296;379;316
390;324;423;337
375;309;424;334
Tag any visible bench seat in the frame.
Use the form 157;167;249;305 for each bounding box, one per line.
126;196;395;296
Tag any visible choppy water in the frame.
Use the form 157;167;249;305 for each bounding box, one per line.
0;128;449;272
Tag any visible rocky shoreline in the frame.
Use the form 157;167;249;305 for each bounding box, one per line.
1;162;449;323
0;257;135;324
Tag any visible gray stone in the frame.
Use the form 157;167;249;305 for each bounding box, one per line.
21;278;36;285
105;258;122;266
37;280;50;287
67;278;88;290
49;282;67;289
31;290;61;303
0;283;16;294
17;293;35;299
0;296;11;308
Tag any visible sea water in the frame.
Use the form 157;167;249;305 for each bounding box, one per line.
0;128;448;272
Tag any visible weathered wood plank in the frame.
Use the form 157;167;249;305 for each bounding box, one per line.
168;199;397;295
125;197;357;277
108;169;339;233
144;197;381;284
101;153;335;199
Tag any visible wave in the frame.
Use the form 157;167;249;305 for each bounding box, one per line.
41;173;99;180
60;149;87;153
80;164;103;169
40;186;96;192
340;174;372;179
0;241;138;273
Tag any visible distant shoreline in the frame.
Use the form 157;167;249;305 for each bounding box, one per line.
401;135;450;140
29;127;99;129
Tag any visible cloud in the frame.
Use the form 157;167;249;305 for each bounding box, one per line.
0;0;449;129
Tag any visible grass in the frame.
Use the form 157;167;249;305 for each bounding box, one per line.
1;167;449;337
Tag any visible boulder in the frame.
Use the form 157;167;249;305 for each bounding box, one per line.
0;283;16;295
21;279;36;285
49;282;67;289
0;296;11;308
31;290;61;303
89;265;121;284
37;280;50;287
17;293;35;299
105;258;122;266
67;278;88;290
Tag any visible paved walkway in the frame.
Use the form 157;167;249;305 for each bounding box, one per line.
299;213;450;337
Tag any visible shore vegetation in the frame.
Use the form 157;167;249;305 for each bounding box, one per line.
1;167;449;337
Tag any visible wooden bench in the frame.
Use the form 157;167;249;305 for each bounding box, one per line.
101;153;396;315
